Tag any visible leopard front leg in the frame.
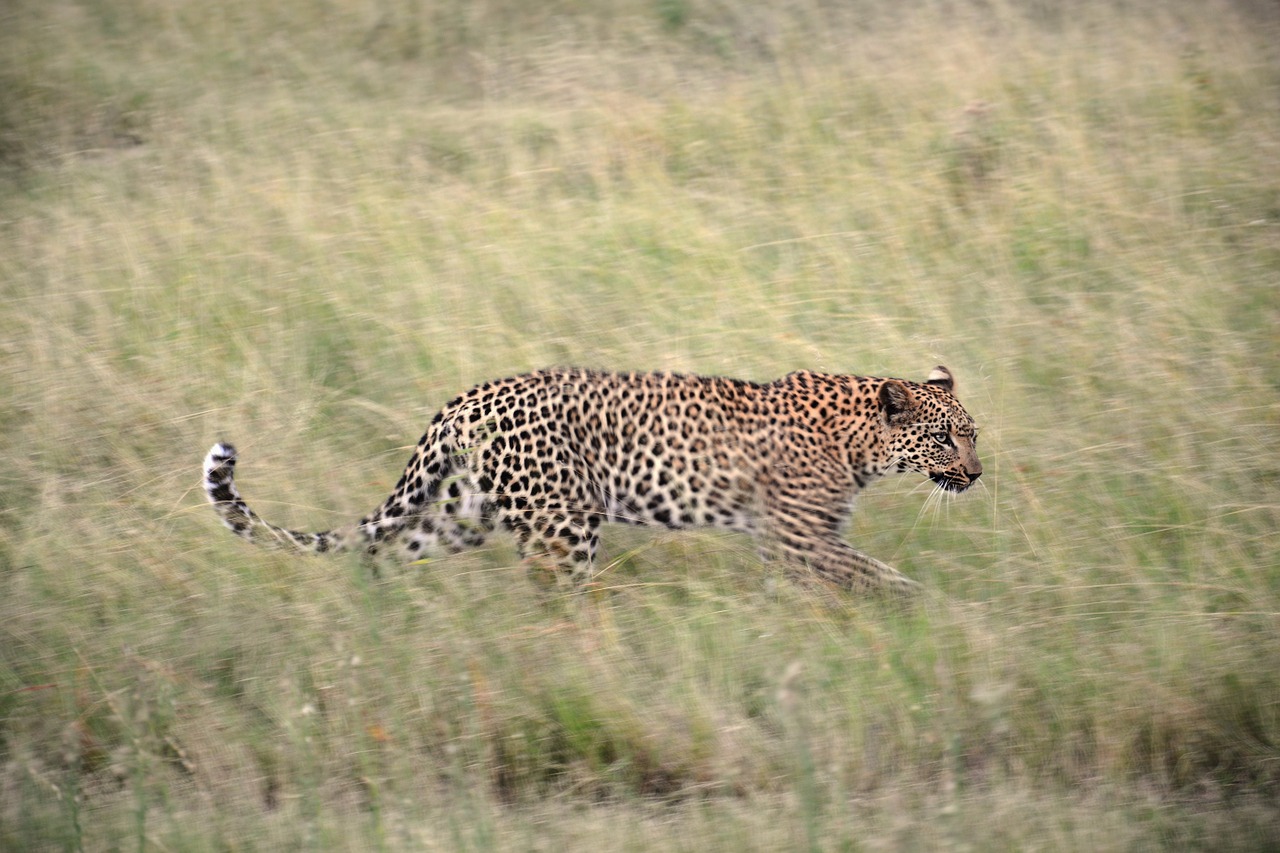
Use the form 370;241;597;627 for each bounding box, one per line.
790;535;920;595
760;470;921;596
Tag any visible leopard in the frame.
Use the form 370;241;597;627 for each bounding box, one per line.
202;365;981;595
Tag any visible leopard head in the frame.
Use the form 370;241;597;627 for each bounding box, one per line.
880;366;982;492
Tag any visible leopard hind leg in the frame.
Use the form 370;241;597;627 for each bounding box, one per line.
500;502;603;586
400;473;496;560
355;424;471;555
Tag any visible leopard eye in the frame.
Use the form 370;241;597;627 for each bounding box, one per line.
932;432;952;447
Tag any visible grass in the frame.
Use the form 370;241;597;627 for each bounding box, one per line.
2;0;1279;849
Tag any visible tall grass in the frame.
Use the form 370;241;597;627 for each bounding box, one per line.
2;0;1278;849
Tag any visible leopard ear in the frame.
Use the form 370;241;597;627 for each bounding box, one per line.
925;365;955;393
879;379;915;423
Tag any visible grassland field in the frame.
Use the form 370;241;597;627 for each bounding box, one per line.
1;0;1279;849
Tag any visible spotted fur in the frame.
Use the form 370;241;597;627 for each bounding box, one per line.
202;366;981;594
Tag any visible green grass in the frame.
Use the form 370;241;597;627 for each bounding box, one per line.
2;0;1278;849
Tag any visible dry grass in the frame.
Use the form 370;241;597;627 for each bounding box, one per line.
2;0;1278;849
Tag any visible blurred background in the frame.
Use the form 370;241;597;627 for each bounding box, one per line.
2;0;1277;848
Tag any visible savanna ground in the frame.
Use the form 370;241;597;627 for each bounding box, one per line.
2;0;1278;849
